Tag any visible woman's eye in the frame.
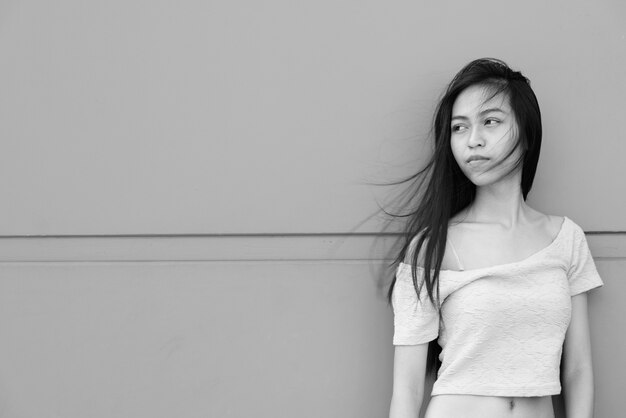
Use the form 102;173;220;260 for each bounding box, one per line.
451;125;466;133
485;118;500;126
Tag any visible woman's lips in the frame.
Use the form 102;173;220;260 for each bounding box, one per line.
467;155;489;162
467;158;489;166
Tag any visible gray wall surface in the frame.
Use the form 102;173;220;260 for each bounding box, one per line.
0;0;624;234
0;1;624;417
0;238;620;417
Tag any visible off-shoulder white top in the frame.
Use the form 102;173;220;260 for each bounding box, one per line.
391;216;604;397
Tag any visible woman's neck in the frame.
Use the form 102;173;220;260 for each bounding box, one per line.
465;171;534;230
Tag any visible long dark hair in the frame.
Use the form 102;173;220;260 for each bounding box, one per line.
386;58;542;375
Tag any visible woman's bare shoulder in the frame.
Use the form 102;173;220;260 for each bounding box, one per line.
531;210;565;236
404;229;429;265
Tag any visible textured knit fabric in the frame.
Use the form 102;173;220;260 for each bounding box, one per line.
391;216;604;397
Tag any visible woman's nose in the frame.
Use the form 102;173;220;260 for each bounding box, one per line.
467;126;484;148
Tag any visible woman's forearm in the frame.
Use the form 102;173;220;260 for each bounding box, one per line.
389;389;423;418
563;367;595;418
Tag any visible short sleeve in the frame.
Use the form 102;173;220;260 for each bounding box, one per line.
391;263;439;345
567;224;604;296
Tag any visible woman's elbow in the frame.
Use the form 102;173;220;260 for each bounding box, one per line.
563;363;594;389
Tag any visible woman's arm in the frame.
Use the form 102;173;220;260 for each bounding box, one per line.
562;292;595;418
389;343;429;418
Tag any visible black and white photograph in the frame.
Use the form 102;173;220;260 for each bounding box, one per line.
0;1;623;417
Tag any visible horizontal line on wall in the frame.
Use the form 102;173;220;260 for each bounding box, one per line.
0;233;393;239
0;234;623;263
0;260;397;267
0;231;623;239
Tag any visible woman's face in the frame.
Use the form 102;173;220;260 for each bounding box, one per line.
450;84;522;187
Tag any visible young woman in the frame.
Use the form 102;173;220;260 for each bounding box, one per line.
387;59;603;418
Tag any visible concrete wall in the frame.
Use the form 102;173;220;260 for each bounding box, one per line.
0;1;624;417
1;0;624;234
0;236;621;417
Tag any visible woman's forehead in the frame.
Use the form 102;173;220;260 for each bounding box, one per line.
452;84;511;116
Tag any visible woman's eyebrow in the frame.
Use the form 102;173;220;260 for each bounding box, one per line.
479;107;508;116
451;108;508;121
